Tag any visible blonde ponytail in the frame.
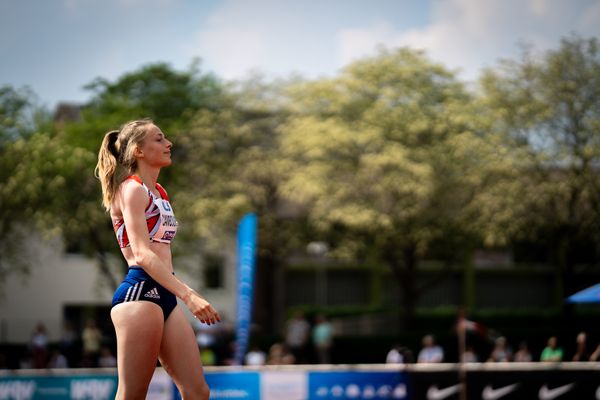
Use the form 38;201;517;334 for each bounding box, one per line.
95;119;154;211
95;130;122;211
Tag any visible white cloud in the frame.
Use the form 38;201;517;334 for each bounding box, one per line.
336;20;404;67
184;0;342;80
63;0;176;14
335;0;600;80
581;1;600;34
184;0;282;79
190;27;268;79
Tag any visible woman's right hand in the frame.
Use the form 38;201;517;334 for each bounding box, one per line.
185;292;221;325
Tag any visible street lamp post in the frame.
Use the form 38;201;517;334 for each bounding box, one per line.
307;241;329;306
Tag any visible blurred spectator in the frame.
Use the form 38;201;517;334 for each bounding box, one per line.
417;334;444;363
572;332;589;362
82;319;102;366
60;321;78;367
19;353;33;369
219;340;238;366
194;320;219;349
98;347;117;368
488;336;512;362
386;344;405;364
540;336;563;362
267;342;295;365
462;345;479;363
31;323;49;368
284;311;310;364
514;341;532;362
79;353;95;368
245;345;266;366
312;314;333;364
200;348;216;366
589;344;600;361
48;348;69;369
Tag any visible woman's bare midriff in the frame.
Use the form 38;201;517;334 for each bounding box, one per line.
120;241;174;273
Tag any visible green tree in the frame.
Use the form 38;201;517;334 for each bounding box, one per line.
174;75;308;331
0;63;227;292
0;133;108;284
481;35;600;303
0;85;54;290
279;48;503;326
0;85;41;147
50;61;228;287
65;60;224;152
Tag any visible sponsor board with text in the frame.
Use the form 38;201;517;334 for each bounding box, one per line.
0;375;117;400
409;368;600;400
308;371;408;400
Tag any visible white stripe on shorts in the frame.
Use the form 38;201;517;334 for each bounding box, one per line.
124;285;134;302
126;282;141;302
135;280;145;301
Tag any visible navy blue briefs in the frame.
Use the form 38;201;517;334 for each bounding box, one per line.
112;267;177;321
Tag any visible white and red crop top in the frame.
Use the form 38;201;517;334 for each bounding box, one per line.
113;176;178;248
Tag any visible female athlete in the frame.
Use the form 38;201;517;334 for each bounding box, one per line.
96;119;220;399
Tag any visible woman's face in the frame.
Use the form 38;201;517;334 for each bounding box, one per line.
138;124;173;167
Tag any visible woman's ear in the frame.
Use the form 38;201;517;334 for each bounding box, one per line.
133;146;144;158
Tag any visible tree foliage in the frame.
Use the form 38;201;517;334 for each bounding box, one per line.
481;35;600;299
0;63;227;291
279;48;509;324
0;85;54;290
173;77;306;330
2;36;600;327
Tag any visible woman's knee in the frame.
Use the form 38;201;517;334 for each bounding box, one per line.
179;381;210;400
115;382;151;400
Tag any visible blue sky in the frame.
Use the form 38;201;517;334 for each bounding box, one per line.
2;0;600;109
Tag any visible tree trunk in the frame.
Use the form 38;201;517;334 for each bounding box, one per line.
90;231;120;291
386;242;419;330
400;245;419;328
254;250;285;335
555;230;575;328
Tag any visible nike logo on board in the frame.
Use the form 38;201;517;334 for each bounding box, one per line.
538;383;575;400
482;383;520;400
427;384;461;400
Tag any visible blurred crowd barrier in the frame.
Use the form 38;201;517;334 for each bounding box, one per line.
1;363;600;400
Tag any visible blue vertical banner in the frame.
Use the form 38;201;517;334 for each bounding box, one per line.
233;212;258;365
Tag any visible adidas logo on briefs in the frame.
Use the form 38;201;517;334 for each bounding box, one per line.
144;287;160;299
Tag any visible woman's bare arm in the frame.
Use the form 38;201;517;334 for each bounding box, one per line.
119;181;220;324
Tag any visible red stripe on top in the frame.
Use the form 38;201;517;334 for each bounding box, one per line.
113;176;170;248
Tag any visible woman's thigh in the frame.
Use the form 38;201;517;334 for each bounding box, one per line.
159;306;209;398
111;301;164;399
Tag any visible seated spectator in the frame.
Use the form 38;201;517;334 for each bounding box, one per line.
266;342;295;365
462;345;478;363
540;336;563;362
514;341;532;362
417;335;444;363
589;344;600;361
572;332;589;362
386;344;405;364
245;345;266;366
488;336;512;362
48;349;69;369
98;347;117;368
200;348;216;366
